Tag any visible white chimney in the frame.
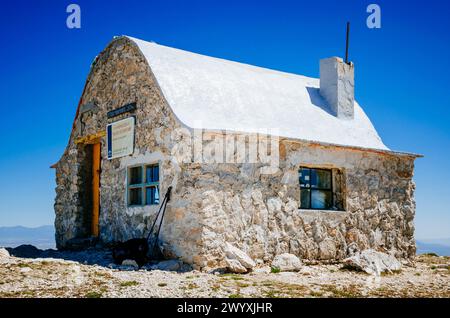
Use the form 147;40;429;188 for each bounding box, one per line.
319;57;354;119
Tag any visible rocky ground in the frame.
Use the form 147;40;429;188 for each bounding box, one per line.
0;247;449;298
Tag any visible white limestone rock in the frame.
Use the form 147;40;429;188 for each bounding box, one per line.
223;242;256;270
271;253;302;272
318;239;337;260
346;242;359;256
343;249;402;276
121;259;139;270
20;266;32;273
0;248;10;263
224;258;248;274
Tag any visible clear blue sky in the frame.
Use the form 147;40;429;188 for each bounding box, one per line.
0;0;449;239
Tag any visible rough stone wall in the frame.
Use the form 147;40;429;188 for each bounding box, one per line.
54;37;203;263
54;37;417;270
189;138;416;270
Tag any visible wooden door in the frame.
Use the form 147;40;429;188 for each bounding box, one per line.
91;143;101;237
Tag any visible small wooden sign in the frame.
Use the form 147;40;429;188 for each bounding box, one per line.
107;103;136;118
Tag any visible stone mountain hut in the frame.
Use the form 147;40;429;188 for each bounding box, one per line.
52;36;421;270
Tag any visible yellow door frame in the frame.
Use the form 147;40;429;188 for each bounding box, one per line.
74;131;104;238
91;142;101;237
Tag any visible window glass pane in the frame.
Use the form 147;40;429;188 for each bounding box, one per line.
311;190;332;209
310;169;331;189
153;166;159;182
299;168;310;187
145;187;152;205
129;167;142;185
146;186;160;205
300;189;311;209
145;166;152;183
129;188;142;205
146;165;159;183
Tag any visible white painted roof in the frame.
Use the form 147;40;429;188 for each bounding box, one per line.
127;36;388;150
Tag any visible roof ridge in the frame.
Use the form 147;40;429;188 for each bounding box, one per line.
125;35;319;82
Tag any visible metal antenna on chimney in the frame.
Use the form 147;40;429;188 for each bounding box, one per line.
345;22;350;64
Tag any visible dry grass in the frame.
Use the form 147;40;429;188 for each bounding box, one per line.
120;280;140;287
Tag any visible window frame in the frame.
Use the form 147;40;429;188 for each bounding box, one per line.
299;167;333;210
127;163;160;207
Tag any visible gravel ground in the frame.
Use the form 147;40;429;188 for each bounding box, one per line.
0;249;449;298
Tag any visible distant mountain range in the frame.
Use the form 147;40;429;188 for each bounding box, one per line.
416;239;450;256
0;225;448;256
0;225;55;249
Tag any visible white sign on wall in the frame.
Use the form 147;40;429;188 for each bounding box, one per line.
107;117;135;160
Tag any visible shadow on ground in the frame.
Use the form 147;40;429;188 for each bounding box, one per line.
4;244;192;272
5;244;114;267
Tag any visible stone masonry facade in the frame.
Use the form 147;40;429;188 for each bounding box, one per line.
54;37;417;270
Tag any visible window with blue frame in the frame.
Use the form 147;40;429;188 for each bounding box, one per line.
299;167;333;210
127;164;160;206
